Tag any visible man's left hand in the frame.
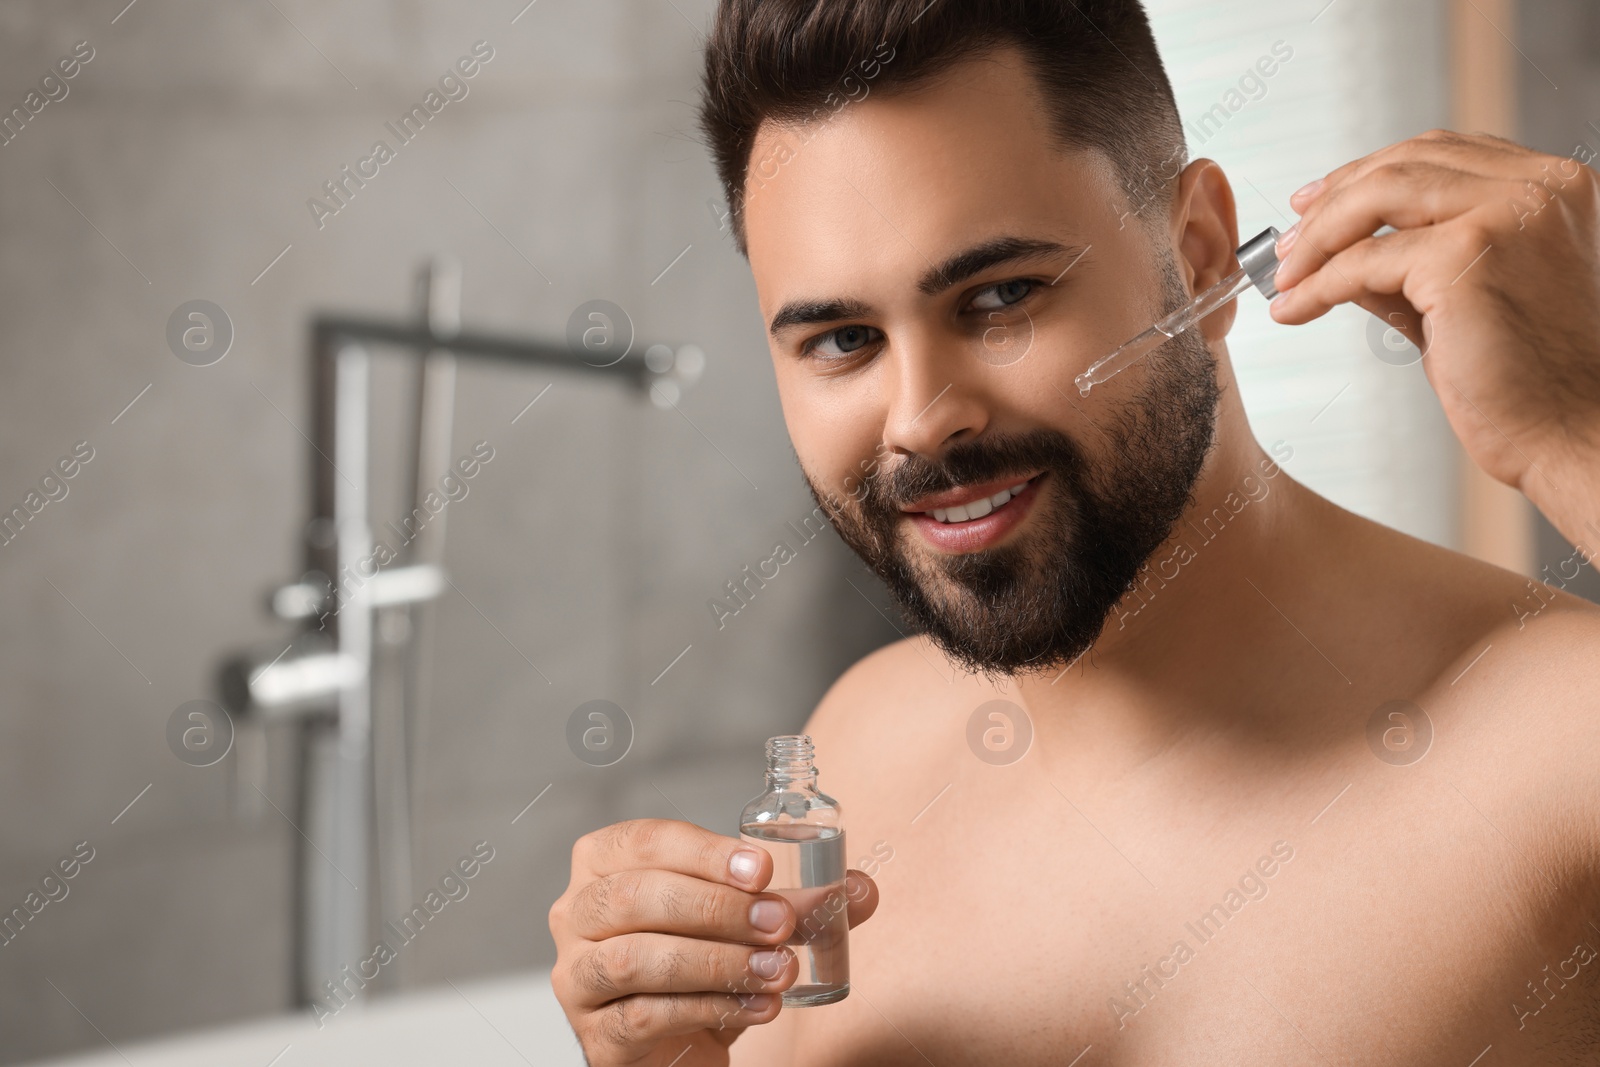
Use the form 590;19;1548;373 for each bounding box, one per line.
1269;129;1600;548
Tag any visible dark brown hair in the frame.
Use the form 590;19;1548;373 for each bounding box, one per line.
698;0;1187;256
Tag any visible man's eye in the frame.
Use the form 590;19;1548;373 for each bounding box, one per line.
968;279;1035;311
807;324;881;358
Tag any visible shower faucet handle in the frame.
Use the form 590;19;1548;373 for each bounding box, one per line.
269;564;446;620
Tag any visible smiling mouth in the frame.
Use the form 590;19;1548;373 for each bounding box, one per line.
899;472;1046;554
916;474;1041;523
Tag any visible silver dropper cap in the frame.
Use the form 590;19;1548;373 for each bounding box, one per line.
1235;226;1282;301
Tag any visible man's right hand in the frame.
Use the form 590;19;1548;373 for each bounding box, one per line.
549;818;880;1066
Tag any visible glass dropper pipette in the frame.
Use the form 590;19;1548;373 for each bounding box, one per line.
1074;226;1283;395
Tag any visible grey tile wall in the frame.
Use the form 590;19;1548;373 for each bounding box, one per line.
0;1;899;1061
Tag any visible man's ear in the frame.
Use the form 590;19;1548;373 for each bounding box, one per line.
1169;158;1241;342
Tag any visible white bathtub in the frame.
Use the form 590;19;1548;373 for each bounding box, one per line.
23;970;586;1066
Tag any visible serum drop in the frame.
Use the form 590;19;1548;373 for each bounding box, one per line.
740;735;850;1006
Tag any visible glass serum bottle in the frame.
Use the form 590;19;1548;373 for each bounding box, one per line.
739;735;850;1006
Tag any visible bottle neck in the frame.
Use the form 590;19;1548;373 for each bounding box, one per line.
766;766;818;789
765;735;817;788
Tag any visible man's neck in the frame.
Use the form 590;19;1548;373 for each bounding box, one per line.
1012;360;1346;760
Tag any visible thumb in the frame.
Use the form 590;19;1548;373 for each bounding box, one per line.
844;869;879;928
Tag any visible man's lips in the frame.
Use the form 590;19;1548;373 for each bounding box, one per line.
901;473;1045;554
900;471;1045;515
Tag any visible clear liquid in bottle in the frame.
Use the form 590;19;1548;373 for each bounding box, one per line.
740;736;850;1006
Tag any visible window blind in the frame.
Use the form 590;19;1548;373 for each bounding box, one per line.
1142;0;1459;548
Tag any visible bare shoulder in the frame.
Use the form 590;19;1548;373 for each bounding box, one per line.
1412;532;1600;723
804;636;958;738
1343;505;1600;702
799;635;985;799
1305;503;1600;871
1421;568;1600;885
1450;593;1600;755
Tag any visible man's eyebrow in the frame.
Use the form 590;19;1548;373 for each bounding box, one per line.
769;298;873;339
916;236;1085;296
766;236;1087;339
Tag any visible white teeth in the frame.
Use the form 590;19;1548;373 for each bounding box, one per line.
923;477;1035;523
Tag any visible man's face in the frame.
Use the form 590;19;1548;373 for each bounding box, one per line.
743;48;1219;676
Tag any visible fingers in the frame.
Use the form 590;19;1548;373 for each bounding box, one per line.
565;868;796;945
587;990;783;1061
1289;129;1535;215
1363;295;1430;357
1271;219;1495;329
1278;130;1589;298
844;868;879;929
1269;226;1420;325
1275;163;1504;291
561;931;797;1009
573;818;772;891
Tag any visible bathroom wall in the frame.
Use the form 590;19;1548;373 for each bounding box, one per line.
0;2;898;1061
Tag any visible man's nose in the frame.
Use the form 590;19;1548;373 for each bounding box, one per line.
881;330;993;458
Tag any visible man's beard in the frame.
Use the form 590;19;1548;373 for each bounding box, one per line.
804;263;1220;677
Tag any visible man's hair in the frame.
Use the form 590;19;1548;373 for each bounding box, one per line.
698;0;1188;256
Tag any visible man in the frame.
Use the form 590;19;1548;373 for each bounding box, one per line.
550;1;1600;1063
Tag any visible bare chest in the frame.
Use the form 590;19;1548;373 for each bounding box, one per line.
780;755;1598;1066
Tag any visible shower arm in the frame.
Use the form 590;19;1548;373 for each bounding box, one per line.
219;286;700;1008
230;311;697;700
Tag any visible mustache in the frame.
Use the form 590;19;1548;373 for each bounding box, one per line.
862;431;1088;512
